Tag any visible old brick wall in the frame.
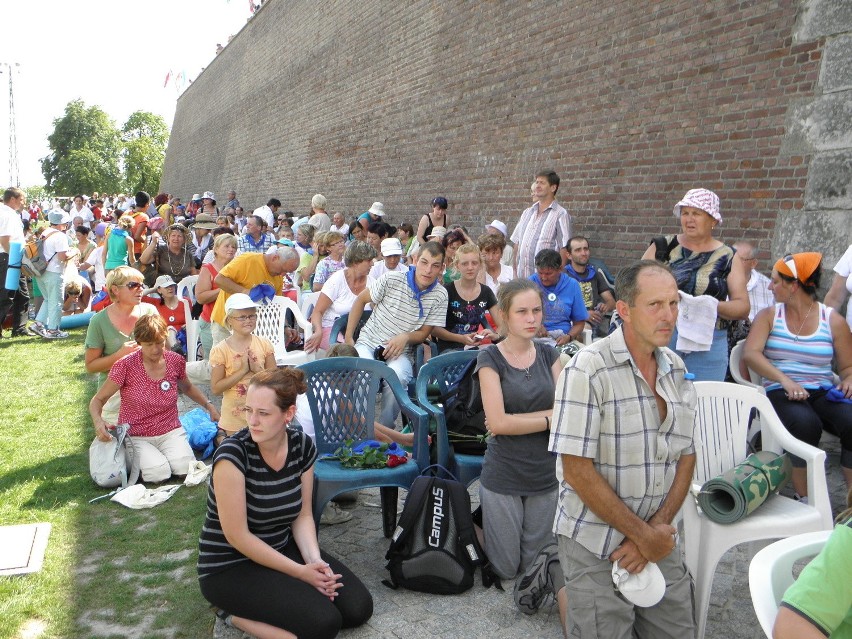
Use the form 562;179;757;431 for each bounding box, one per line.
162;0;845;274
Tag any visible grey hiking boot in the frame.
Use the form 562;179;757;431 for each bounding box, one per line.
514;541;560;614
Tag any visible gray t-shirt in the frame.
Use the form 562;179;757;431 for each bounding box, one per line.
476;342;559;495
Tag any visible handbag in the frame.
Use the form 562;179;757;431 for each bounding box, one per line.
89;423;140;488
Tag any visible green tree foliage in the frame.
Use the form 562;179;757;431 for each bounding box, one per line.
122;111;169;195
40;100;122;194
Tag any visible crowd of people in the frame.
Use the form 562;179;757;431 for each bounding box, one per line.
1;176;851;638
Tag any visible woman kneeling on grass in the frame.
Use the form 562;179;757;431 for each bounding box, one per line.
89;314;220;482
198;367;373;639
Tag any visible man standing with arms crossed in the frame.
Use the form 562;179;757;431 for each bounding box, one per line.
549;260;697;638
511;170;571;279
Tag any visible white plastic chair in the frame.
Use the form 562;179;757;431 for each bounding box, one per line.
255;296;315;367
683;381;834;639
300;291;320;325
177;275;200;361
748;529;833;638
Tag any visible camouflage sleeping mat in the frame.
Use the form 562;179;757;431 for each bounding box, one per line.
697;450;792;524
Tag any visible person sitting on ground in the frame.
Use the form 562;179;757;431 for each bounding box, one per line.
62;278;91;315
142;275;188;353
210;294;276;442
197;367;374;639
305;241;377;354
478;232;514;295
432;243;502;353
773;487;852;639
237;215;275;255
312;231;346;292
530;249;588;346
743;252;852;499
329;211;348;238
139;223;198;286
90;314;220;483
563;236;616;337
368;237;408;283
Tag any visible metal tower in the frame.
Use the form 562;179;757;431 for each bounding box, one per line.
1;62;19;186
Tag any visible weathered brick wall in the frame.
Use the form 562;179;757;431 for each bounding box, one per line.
163;0;847;274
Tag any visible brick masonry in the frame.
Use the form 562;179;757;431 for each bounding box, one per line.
162;0;851;278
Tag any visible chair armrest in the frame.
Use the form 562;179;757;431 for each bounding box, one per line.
755;393;833;528
386;371;430;468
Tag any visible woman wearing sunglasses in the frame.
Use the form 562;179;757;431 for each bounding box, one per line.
85;267;158;420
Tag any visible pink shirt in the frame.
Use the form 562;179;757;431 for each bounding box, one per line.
109;350;186;437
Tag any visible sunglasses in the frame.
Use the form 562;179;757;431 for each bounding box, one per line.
123;282;144;290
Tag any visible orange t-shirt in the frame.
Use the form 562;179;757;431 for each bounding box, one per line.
130;211;149;256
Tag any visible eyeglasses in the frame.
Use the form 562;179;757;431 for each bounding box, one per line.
230;313;257;322
123;282;144;290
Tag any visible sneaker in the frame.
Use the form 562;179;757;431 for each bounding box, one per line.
27;322;47;337
514;542;560;614
44;329;69;340
320;502;353;525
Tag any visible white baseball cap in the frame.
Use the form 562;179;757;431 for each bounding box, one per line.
225;293;257;313
380;238;403;256
485;219;508;238
611;560;666;607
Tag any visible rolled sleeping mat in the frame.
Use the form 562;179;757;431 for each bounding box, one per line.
59;311;95;329
5;241;22;291
697;450;792;524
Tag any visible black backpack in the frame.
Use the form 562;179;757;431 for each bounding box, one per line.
383;468;485;594
440;358;487;455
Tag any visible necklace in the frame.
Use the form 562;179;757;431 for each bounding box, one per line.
792;300;816;342
504;341;534;380
166;246;185;278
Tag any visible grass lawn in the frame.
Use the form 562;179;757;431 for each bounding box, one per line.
0;331;213;639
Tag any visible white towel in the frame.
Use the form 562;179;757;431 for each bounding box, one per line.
676;291;718;353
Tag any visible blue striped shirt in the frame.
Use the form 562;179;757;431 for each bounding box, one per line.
763;303;835;392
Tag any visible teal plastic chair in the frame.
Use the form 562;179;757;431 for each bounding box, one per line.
328;311;371;345
300;357;429;537
415;350;483;487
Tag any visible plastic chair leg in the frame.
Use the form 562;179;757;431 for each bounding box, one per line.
693;542;720;639
380;486;398;538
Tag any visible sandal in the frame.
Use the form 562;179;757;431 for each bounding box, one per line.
212;607;233;627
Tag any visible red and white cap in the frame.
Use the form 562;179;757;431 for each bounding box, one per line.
673;188;721;224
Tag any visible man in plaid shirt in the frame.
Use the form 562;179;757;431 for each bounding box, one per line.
549;260;697;638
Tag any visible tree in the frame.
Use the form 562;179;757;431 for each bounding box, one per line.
40;100;122;194
122;111;169;195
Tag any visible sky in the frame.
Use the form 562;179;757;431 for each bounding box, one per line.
0;0;257;188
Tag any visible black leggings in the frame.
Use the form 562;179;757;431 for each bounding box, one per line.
767;388;852;468
199;539;373;638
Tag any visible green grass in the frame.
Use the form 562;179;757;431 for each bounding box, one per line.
0;332;213;639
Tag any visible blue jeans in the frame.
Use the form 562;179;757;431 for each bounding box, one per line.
35;270;65;330
669;327;728;382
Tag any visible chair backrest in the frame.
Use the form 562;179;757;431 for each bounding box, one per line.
692;381;759;484
328;311;372;345
415;350;479;406
749;529;833;637
298;357;390;455
300;291;320;323
176;275;199;306
254;295;309;344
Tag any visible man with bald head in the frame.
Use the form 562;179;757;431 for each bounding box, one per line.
211;245;300;345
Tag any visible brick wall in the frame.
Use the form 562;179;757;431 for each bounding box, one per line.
162;0;825;273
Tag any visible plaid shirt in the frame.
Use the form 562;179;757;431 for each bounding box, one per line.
237;232;275;255
549;327;697;559
510;200;571;279
746;269;774;322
